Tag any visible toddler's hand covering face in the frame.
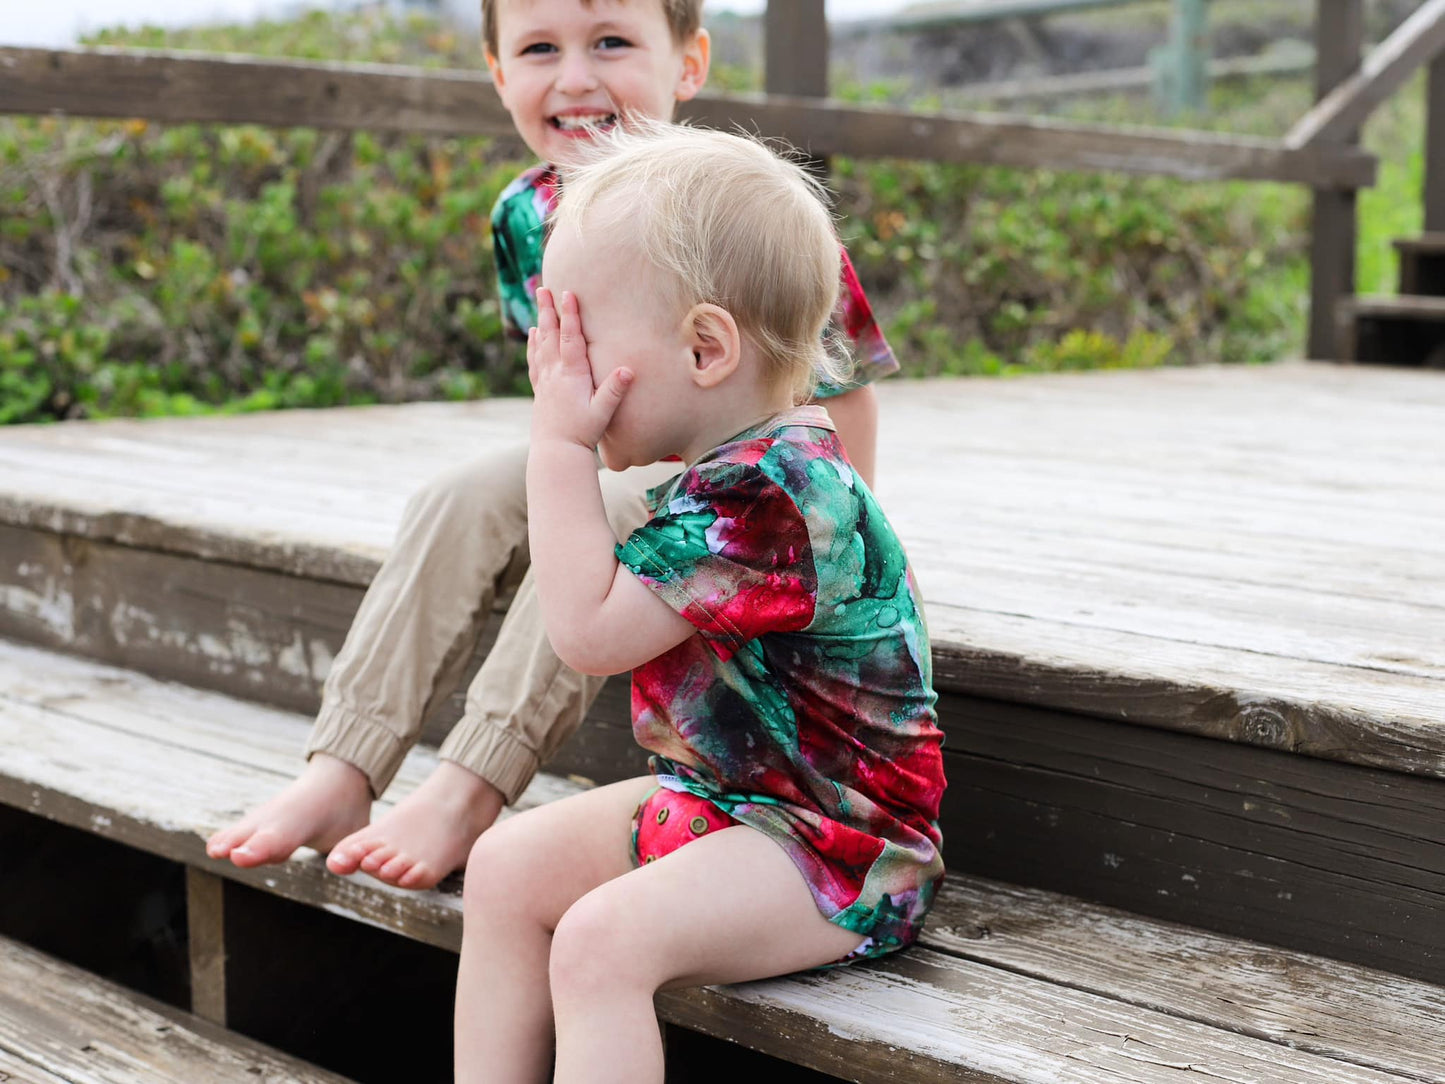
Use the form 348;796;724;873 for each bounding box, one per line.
527;288;632;450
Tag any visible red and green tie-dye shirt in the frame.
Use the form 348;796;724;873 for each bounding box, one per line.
615;405;946;959
491;164;898;398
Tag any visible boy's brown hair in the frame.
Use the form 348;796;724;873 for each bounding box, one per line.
482;1;705;58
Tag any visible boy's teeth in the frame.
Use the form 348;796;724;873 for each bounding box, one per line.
554;114;614;131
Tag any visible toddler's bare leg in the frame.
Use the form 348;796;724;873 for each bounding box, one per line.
208;448;530;873
548;825;866;1084
454;776;654;1084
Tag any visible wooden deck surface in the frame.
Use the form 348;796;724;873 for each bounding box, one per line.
3;639;1440;1084
1;362;1441;777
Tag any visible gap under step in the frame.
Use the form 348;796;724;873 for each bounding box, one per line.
0;639;1441;1084
1393;234;1445;296
0;933;356;1084
1338;294;1445;365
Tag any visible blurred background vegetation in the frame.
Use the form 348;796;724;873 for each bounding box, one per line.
0;2;1427;422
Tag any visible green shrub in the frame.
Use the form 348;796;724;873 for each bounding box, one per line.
0;9;1423;422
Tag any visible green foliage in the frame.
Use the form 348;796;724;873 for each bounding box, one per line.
0;8;1426;423
834;152;1307;375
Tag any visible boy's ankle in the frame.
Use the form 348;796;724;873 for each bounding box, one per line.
430;760;507;823
305;751;374;796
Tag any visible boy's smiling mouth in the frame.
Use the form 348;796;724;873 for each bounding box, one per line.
551;112;618;133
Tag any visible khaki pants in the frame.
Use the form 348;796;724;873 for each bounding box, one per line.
306;443;680;804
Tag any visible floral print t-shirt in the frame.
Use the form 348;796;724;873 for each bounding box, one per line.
491;164;898;398
616;405;946;958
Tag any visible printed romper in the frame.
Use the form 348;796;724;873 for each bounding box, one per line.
617;406;947;964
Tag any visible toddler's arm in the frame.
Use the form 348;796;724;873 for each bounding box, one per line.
525;288;696;676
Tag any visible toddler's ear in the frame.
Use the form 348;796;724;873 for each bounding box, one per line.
687;304;740;389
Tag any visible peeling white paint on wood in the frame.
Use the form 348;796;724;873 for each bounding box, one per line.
0;581;74;640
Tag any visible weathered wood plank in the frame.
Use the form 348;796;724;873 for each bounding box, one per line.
928;877;1445;1084
1287;0;1445;148
0;522;363;713
765;0;827;98
938;693;1445;983
2;638;1443;1063
185;868;227;1027
682;91;1376;187
1430;56;1445;233
0;46;1376;188
0;1048;77;1084
1307;0;1365;360
660;947;1419;1084
0;935;356;1084
1;365;1441;780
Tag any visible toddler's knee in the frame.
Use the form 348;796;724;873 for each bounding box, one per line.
549;892;651;1002
461;823;528;916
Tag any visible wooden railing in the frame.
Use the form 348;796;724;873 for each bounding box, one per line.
2;0;1445;359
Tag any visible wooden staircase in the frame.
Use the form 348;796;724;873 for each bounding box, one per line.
1341;233;1445;365
1;366;1442;1082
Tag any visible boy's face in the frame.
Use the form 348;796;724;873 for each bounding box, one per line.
541;216;696;470
487;0;710;167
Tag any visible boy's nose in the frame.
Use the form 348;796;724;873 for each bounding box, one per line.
554;54;600;95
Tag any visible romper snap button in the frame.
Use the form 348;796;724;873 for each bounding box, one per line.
689;816;709;835
644;855;657;863
655;806;669;825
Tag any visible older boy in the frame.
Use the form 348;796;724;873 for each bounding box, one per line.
207;0;896;890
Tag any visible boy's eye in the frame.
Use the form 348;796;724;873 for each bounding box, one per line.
596;36;632;51
519;42;557;56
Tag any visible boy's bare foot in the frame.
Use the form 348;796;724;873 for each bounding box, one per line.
206;752;374;868
324;760;505;890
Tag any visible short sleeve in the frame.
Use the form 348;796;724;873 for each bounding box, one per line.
490;166;556;340
616;458;817;660
813;245;900;400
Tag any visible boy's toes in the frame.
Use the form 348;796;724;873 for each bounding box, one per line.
376;853;416;884
228;828;294;867
396;860;442;891
325;836;367;875
206;824;249;859
359;843;399;875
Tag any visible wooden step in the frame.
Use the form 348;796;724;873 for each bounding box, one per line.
1394;232;1445;296
0;934;355;1084
1338;293;1445;364
1;366;1443;979
0;640;1440;1084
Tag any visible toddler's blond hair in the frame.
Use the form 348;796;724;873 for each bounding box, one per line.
482;0;705;59
552;122;849;402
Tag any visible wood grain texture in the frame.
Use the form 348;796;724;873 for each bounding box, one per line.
185;868;227;1026
0;365;1440;779
0;934;356;1083
938;691;1445;981
0;46;1376;188
1306;0;1364;359
0;640;1440;1082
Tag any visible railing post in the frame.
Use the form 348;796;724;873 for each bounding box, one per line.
764;0;830;177
1152;0;1210;115
1307;0;1364;361
1427;52;1445;233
